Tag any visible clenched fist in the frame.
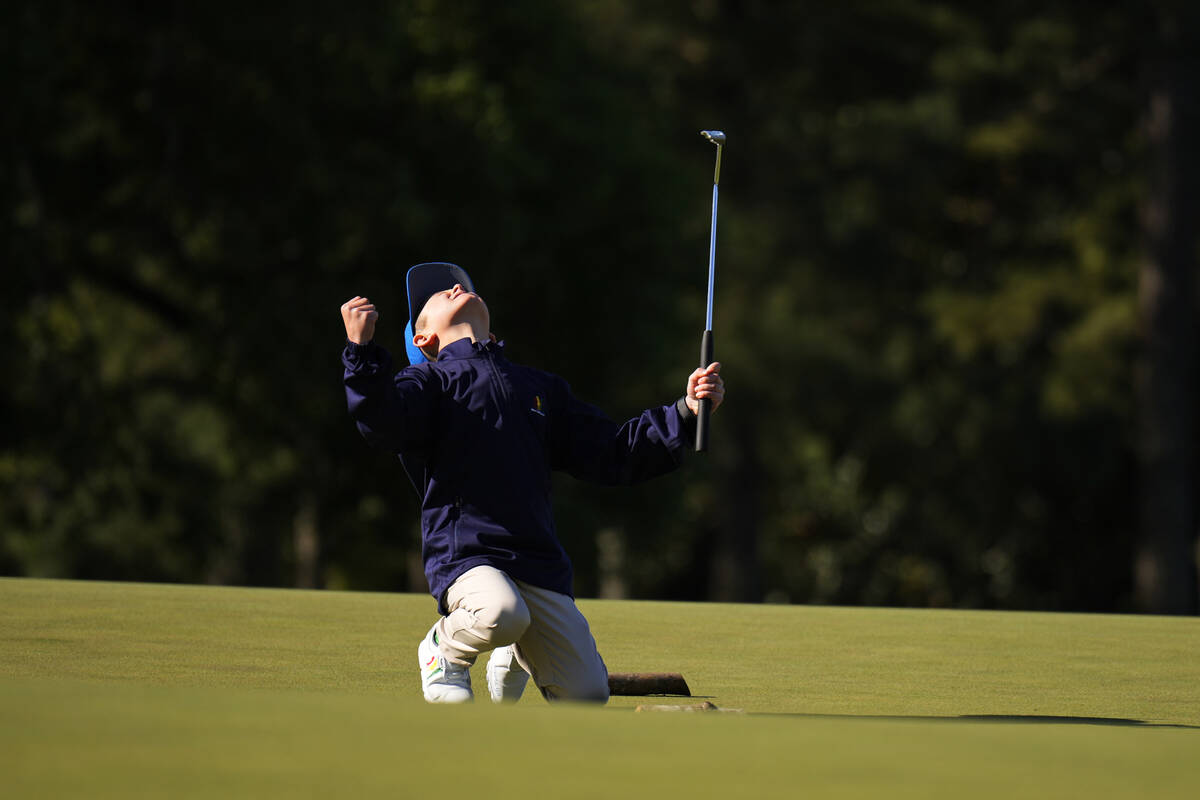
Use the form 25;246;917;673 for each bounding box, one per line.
341;296;379;345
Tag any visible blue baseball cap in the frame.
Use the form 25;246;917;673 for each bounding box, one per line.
404;262;476;365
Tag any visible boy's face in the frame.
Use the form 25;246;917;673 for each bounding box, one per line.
416;283;490;340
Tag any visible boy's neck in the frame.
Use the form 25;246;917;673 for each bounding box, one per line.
436;322;490;354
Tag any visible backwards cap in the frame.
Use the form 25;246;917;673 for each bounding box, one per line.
404;262;476;365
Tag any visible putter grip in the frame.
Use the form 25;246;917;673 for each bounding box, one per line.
695;329;713;453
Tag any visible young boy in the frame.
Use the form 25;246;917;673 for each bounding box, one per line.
341;262;724;703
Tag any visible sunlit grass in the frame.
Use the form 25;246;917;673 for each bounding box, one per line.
2;578;1198;798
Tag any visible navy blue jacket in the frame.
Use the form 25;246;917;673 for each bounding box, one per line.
343;337;696;613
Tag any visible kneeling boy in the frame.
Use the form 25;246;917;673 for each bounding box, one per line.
341;262;724;703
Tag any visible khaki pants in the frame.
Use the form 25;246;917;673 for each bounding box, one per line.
434;565;609;702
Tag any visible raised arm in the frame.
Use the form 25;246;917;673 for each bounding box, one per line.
341;296;436;452
550;363;725;484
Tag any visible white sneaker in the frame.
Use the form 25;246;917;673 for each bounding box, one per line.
486;645;530;703
417;624;472;703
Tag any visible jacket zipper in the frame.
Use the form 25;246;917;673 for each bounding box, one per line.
451;497;462;550
485;347;511;406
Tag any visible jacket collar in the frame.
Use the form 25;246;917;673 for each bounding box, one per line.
436;337;505;362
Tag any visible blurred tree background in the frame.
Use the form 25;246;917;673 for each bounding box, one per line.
3;1;1196;613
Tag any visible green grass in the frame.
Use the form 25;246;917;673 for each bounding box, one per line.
2;578;1198;798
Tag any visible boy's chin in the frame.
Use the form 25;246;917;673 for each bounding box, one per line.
452;308;489;330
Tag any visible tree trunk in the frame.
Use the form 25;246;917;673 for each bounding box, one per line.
293;493;321;590
707;414;763;602
596;527;628;600
1135;3;1200;614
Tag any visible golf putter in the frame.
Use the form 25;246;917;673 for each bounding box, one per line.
696;130;724;453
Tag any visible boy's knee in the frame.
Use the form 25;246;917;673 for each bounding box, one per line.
543;681;609;704
542;667;610;703
572;677;610;703
475;597;531;646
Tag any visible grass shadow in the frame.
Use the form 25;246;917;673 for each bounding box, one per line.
957;714;1199;729
754;712;1200;730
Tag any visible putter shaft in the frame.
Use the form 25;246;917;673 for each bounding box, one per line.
696;130;723;453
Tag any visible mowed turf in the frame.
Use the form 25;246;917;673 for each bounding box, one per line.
2;578;1198;798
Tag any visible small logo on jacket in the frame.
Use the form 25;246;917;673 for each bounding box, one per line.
530;395;545;417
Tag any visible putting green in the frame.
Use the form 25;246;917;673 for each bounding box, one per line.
2;578;1197;798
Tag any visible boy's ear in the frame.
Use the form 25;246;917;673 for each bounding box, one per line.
413;330;439;359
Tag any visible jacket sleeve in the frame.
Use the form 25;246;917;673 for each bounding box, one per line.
550;377;697;485
342;340;437;453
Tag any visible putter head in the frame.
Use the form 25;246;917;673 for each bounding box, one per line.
701;130;726;145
